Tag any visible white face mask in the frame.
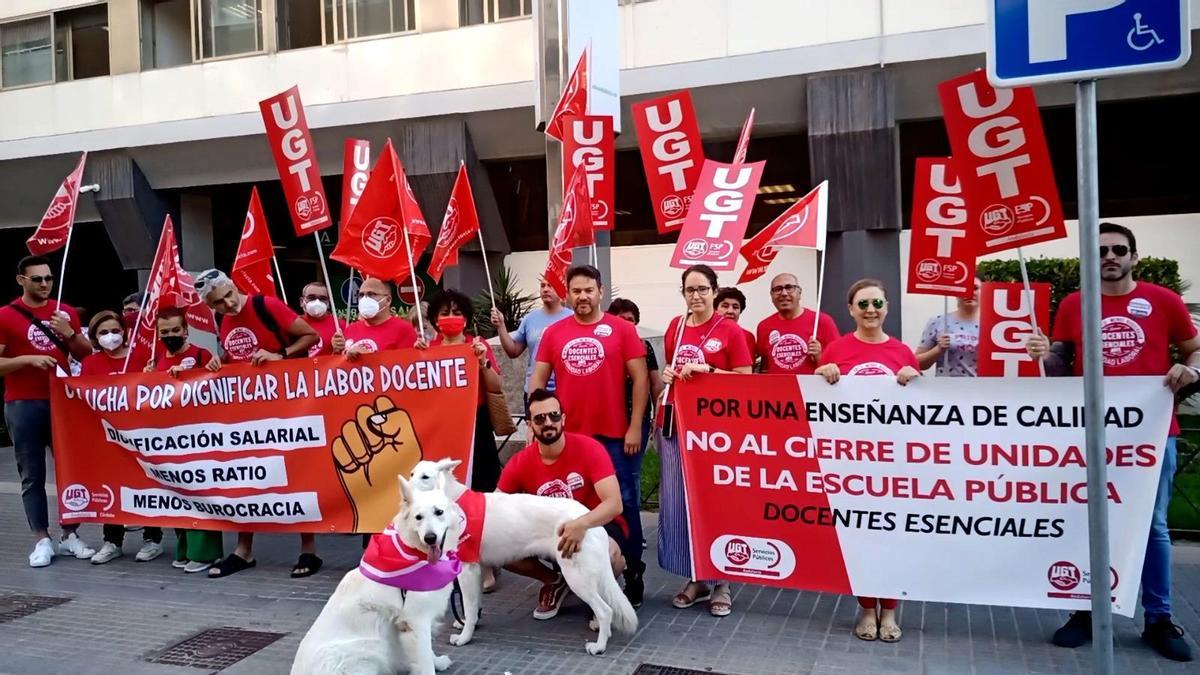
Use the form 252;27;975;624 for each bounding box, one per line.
98;333;123;352
305;300;328;318
357;296;381;319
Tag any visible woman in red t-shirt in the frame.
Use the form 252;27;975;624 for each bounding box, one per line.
79;311;169;565
658;265;753;618
815;279;918;643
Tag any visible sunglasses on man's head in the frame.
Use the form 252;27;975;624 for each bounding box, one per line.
1100;245;1131;258
856;298;886;310
531;411;563;425
23;274;54;285
193;269;222;291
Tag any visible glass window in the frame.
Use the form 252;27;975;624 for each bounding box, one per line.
198;0;263;60
141;0;192;70
55;4;111;82
323;0;414;42
460;0;531;26
1;17;53;88
278;0;323;50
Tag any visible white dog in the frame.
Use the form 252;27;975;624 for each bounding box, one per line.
409;459;637;655
292;475;463;675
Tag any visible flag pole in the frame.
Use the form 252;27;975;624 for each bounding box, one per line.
477;229;497;312
589;242;597;267
271;254;288;300
54;183;98;312
941;296;950;372
312;233;341;332
401;226;426;338
1015;247;1045;377
121;230;166;374
810;250;826;343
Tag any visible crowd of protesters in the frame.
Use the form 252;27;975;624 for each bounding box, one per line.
0;222;1195;661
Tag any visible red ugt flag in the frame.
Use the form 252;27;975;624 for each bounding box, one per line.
544;167;596;299
259;86;331;236
545;48;589;142
428;164;481;283
232;187;278;298
126;216;185;369
332;140;430;282
28;153;87;255
738;181;828;284
342;139;371;225
732;108;755;165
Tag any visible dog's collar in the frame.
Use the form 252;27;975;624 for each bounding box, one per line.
359;525;462;592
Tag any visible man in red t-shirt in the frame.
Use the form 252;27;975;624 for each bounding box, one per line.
531;265;648;606
714;287;757;359
196;269;321;580
497;388;626;620
299;281;338;357
332;278;417;358
756;273;840;374
0;255;97;567
1028;223;1199;662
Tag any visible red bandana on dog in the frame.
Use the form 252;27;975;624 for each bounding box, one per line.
359;526;462;591
456;490;486;564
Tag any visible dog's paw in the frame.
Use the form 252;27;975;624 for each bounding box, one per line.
585;641;606;656
452;619;464;630
588;618;599;632
434;654;453;671
449;632;473;647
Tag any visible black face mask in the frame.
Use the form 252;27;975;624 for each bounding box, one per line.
161;336;186;353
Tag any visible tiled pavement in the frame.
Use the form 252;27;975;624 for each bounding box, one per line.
0;460;1197;674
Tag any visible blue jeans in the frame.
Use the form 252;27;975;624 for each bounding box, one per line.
596;434;644;570
4;400;53;534
1142;436;1177;621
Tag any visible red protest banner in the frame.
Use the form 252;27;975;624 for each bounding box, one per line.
738;181;828;284
907;158;977;297
259;86;331;236
938;70;1065;254
341;139;371;225
631;91;705;234
52;347;478;533
545;47;589;142
428;164;481;283
28;152;87;256
978;281;1051;377
733;107;755;165
669;160;765;272
232;187;278;298
561;115;615;231
543;167;595;298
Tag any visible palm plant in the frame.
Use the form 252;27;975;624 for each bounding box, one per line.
473;265;537;338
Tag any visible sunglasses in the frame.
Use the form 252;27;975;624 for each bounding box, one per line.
856;298;886;310
531;411;563;425
193;269;222;291
22;274;54;284
1100;245;1131;258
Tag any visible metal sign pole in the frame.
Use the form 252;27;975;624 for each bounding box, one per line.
1076;78;1113;675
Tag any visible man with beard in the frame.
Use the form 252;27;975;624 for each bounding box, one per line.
491;276;574;410
755;272;839;374
531;265;648;608
497;388;625;620
1028;223;1199;662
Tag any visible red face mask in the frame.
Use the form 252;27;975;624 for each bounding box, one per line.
439;315;467;338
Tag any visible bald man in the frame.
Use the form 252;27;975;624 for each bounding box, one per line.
333;278;418;358
755;273;840;374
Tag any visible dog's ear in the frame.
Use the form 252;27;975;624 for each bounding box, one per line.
397;474;415;505
435;459;462;475
434;471;447;491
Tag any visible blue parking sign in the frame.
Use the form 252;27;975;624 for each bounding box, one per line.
988;0;1191;86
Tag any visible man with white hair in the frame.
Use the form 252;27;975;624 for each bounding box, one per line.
195;269;321;579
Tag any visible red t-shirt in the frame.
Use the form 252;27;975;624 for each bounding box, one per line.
157;344;214;372
304;313;338;357
431;334;498;406
0;298;82;401
344;316;418;355
498;432;617;515
1052;283;1198;435
664;313;754;372
740;327;756;358
819;333;919;376
756;310;842;375
219;295;299;362
537;314;647;438
80;351;126;377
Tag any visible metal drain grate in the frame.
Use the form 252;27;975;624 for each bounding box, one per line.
633;666;735;675
148;627;285;670
0;593;70;624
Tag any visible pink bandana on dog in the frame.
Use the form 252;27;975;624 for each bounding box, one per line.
359;525;462;591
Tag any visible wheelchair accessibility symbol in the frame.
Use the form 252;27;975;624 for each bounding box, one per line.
1127;12;1166;51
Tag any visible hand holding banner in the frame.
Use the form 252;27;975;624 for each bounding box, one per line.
738;181;828;284
978;281;1052;377
632;91;705;234
232;187;278;298
938;71;1065;253
907;158;977;297
669;160;765;272
259;86;331;236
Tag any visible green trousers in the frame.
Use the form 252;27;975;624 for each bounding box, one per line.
173;529;223;563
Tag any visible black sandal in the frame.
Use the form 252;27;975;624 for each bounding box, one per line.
291;553;323;579
208;553;256;578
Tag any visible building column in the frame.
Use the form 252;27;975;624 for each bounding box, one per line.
807;69;903;336
107;0;140;76
179;194;215;272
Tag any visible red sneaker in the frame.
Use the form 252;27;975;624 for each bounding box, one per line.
533;576;569;620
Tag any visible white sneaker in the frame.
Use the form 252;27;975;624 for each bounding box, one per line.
58;533;96;559
183;560;213;574
135;541;164;562
172;559;189;569
29;538;55;568
90;542;122;565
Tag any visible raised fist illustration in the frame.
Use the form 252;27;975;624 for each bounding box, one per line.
332;396;424;531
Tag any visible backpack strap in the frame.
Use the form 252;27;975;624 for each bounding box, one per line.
7;303;71;357
251;295;290;357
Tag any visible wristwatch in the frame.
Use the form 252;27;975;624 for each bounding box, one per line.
708;364;716;374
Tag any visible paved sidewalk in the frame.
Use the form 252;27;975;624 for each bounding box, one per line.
0;460;1196;675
